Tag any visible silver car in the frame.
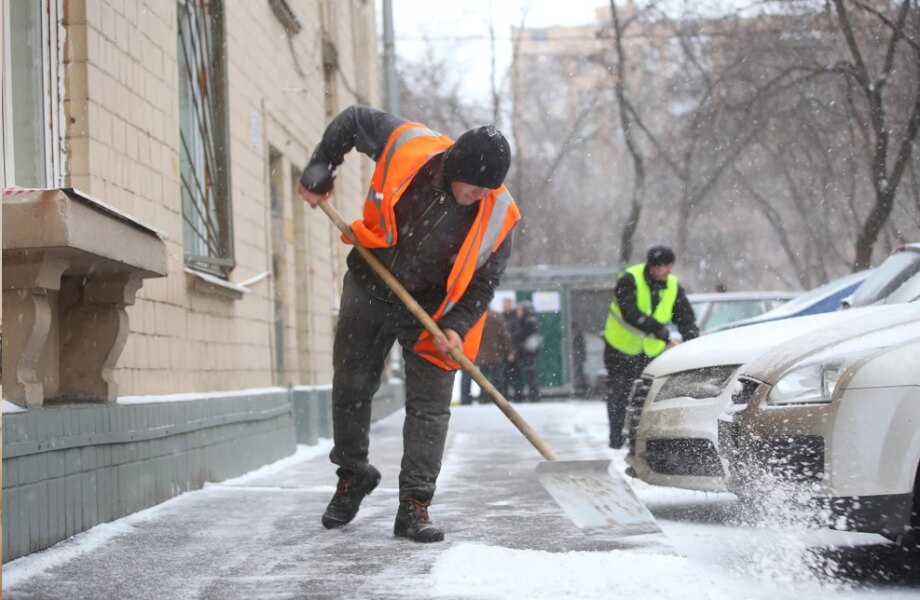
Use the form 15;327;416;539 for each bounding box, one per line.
718;314;920;543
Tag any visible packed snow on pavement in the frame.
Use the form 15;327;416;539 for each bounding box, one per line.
3;401;918;599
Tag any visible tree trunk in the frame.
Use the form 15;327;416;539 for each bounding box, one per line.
610;0;646;264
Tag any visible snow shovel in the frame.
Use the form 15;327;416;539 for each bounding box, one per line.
316;198;660;539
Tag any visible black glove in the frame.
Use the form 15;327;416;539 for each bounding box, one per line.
653;326;671;343
300;162;336;194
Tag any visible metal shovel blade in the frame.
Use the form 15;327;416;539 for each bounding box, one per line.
535;460;661;539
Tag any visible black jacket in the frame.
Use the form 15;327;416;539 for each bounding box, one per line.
300;105;514;338
614;268;699;342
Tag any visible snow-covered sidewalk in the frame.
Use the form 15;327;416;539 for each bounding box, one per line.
3;401;916;599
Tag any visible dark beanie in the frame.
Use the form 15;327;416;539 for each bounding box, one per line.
443;125;511;189
647;245;676;267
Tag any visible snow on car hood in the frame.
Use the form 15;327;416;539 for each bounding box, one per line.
742;302;920;383
643;303;907;377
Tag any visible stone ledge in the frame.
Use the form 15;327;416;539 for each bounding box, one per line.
3;187;167;277
2;187;167;407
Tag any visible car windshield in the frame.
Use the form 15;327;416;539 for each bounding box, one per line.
771;270;867;313
884;271;920;304
702;301;765;331
849;251;920;307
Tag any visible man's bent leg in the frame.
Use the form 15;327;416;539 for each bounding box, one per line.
398;349;455;500
394;348;453;542
329;273;396;475
323;274;396;529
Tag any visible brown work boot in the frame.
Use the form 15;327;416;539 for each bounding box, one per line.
321;465;381;529
393;496;445;543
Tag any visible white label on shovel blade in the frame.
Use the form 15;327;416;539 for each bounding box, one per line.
535;460;661;538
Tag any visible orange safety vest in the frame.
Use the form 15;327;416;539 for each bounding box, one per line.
348;122;521;370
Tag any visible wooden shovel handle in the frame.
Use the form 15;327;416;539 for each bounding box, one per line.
318;199;559;462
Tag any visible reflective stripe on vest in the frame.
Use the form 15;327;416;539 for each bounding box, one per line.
604;263;678;357
415;186;520;370
345;122;521;370
368;125;443;243
349;122;453;249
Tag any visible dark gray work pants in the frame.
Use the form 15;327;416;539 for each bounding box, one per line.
330;271;455;501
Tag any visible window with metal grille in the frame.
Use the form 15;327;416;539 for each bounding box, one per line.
178;0;233;276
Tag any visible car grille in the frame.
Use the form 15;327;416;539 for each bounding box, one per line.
645;438;724;477
720;422;825;485
753;435;825;481
731;376;762;405
626;376;652;456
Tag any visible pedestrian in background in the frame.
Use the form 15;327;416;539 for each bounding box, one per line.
459;370;473;405
571;321;587;396
502;297;521;398
513;301;542;403
602;245;698;448
475;309;514;401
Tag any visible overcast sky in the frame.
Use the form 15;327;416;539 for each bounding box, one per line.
379;1;607;103
377;1;760;105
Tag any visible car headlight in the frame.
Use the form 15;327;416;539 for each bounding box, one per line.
767;362;843;406
655;365;740;402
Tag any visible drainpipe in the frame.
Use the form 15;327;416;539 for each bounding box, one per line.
382;0;399;115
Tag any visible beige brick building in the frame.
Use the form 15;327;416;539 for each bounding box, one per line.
2;0;380;404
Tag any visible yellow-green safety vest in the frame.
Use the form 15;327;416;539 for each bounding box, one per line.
604;263;678;357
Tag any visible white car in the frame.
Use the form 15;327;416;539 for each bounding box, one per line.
625;303;920;492
718;317;920;542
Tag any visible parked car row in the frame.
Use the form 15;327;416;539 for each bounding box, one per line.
709;268;873;332
626;243;920;544
719;319;920;541
688;290;799;334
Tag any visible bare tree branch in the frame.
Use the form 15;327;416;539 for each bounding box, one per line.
851;0;920;53
730;165;810;286
830;0;920;268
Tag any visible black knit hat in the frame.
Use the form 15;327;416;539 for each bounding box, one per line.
443;125;511;189
647;245;676;267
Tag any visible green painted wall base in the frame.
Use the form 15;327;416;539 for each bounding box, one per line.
2;381;406;563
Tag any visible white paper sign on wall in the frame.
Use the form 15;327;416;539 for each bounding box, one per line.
532;291;561;313
490;289;517;312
